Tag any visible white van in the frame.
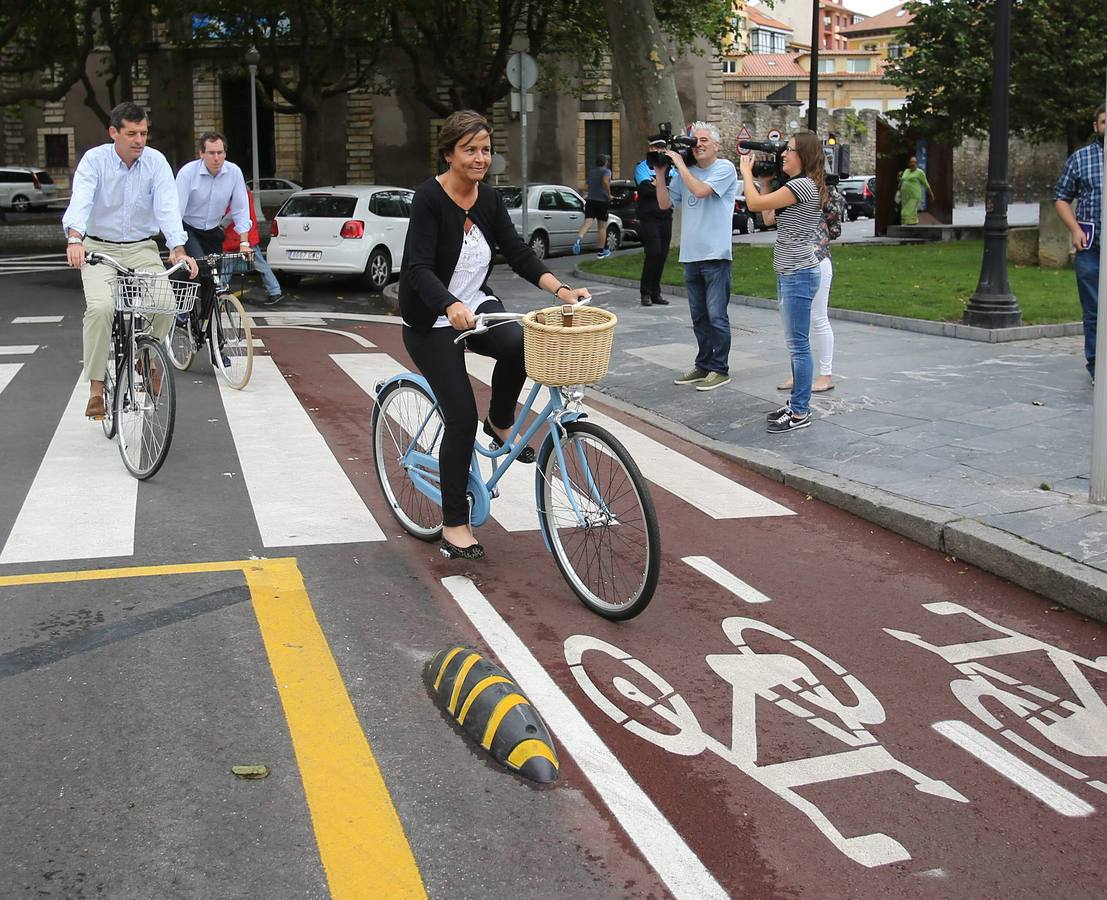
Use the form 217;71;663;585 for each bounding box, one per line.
0;167;57;212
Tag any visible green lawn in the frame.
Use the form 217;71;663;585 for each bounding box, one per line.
580;241;1079;325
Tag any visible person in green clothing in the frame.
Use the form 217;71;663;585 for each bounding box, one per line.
897;157;934;225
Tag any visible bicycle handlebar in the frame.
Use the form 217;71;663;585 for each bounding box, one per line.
85;251;192;278
453;297;593;345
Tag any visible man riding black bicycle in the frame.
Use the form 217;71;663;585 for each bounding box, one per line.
62;101;198;419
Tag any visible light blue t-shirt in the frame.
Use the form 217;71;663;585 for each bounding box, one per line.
668;158;738;262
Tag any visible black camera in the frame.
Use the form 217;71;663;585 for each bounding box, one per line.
647;122;697;168
739;139;788;181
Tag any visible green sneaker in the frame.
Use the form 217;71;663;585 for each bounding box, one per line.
674;368;708;385
695;372;732;391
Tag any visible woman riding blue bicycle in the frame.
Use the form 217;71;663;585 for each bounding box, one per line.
398;109;590;561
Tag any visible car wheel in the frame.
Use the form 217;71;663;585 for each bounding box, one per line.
278;273;302;288
605;227;621;252
847;210;857;221
10;194;30;213
363;247;391;292
529;231;549;259
742;216;755;235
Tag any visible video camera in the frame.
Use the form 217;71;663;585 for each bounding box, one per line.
738;136;851;184
647;122;697;169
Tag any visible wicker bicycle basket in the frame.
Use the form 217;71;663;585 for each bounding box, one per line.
110;274;199;316
522;305;617;386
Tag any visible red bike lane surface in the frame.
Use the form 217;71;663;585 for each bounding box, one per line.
262;323;1107;898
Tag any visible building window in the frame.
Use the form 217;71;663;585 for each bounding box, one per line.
863;43;877;51
584;119;612;174
44;134;69;169
887;43;906;59
721;58;737;74
847;57;871;73
818;58;836;74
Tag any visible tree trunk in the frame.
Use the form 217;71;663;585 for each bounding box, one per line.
603;0;685;146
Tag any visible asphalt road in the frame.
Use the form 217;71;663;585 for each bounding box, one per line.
0;256;1104;899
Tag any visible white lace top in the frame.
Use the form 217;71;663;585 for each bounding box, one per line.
432;223;494;328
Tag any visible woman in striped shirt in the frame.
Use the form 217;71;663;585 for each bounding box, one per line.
741;131;828;433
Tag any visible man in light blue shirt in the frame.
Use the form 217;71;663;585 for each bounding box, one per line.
63;101;197;419
655;122;738;392
176;131;253;260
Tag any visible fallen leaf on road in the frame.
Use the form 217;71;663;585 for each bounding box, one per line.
232;765;270;779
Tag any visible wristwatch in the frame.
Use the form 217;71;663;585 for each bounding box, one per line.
67;235;83;244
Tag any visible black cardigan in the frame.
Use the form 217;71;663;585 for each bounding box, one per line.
398;178;551;332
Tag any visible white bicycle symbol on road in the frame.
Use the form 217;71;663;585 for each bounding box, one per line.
566;617;969;869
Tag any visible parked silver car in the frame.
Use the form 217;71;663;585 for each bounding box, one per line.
495;184;621;259
0;167;57;211
249;177;302;211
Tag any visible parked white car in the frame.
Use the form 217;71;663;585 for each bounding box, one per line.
496;184;622;259
0;166;57;211
267;185;413;291
250;177;301;210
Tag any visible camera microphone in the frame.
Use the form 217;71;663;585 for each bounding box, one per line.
738;139;789;154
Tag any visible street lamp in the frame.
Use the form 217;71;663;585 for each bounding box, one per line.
244;44;265;224
963;0;1020;327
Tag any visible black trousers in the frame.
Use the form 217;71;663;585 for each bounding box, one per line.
402;298;526;527
638;215;673;301
184;223;227;321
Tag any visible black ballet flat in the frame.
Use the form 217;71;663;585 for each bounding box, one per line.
440;539;485;561
482;418;536;464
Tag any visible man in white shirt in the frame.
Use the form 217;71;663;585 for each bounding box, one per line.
176;131;253;260
63;101;198;419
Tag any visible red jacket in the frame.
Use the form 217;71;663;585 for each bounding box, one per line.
224;190;261;250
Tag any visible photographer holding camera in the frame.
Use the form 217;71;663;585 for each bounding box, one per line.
740;130;828;433
633;137;674;307
655;122;738;392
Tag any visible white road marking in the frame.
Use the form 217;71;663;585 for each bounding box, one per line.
933;720;1095;817
216;355;385;546
441;575;729;900
1;378;137;563
0;346;39;355
464;355;794;520
0;363;22;397
253;323;376;348
682;556;773;603
12;316;63;324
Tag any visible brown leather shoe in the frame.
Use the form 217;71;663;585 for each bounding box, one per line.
85;395;106;419
136;359;162;394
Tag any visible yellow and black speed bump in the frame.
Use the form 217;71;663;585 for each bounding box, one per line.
427;646;559;783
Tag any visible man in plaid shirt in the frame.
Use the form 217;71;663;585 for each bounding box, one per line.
1054;103;1105;380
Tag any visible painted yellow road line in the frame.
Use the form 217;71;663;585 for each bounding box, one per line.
0;558;264;587
243;558;426;899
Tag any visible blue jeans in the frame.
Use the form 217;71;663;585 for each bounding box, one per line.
1074;244;1100;375
778;265;821;416
683;259;732;375
251;245;283;298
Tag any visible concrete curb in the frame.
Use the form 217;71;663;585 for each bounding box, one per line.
577;270;1083;343
591;388;1107;624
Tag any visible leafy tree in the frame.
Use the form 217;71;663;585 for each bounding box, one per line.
77;0;160;126
884;0;1107;153
184;0;390;185
0;2;96;106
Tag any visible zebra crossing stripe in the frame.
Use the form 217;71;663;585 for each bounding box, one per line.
0;363;22;397
1;378;137;564
11;316;63;324
463;355;794;520
216;356;385;547
0;346;39;356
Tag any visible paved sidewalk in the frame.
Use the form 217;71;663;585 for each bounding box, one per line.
525;253;1107;623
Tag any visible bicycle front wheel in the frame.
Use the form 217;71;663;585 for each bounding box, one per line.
166;316;195;371
116;336;175;480
210;293;253;389
101;352;119;440
538;421;660;620
372;379;444;541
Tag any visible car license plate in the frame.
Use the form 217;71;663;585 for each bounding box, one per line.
288;250;322;261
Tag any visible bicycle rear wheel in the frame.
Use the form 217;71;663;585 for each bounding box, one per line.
372;379;444;540
115;336;175;480
538;421;660;620
166;316;195;371
210;293;253;389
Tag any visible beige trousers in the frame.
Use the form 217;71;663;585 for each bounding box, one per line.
81;238;174;382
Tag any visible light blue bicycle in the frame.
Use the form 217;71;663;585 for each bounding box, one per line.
371;307;660;620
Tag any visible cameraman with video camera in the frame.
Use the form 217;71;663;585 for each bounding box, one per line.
655;122;738;392
633;136;674;307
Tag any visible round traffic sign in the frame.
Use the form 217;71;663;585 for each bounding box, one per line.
768;128;782;141
506;52;538;91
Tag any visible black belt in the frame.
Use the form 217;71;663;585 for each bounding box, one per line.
87;235;154;244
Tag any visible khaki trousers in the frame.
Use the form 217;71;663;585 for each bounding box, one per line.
81;238;174;382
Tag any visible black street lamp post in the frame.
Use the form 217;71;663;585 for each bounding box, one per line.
963;0;1021;328
808;0;820;131
244;45;265;224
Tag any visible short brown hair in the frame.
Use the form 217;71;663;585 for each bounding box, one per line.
437;110;492;163
199;131;227;153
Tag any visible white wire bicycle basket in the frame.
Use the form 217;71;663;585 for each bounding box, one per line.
110;274;199;315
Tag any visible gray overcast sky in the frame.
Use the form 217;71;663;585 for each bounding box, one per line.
846;0;907;15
